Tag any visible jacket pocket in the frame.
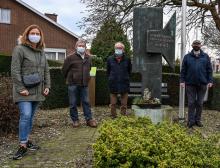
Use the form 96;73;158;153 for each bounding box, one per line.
27;87;36;95
72;73;81;83
16;87;36;96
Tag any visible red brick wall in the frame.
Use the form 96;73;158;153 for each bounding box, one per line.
0;0;78;55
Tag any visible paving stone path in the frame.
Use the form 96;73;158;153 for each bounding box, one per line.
0;107;107;168
2;127;98;168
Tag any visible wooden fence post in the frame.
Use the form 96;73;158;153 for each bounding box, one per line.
88;76;96;107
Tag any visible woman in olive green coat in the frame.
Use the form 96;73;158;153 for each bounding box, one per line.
11;25;50;160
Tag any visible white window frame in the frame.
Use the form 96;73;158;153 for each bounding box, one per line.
0;8;11;24
44;48;66;61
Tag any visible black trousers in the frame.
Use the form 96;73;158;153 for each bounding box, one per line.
186;84;207;124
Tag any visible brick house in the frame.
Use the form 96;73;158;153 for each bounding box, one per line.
0;0;79;60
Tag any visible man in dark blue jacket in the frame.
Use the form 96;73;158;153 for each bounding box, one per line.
107;42;132;118
180;40;213;128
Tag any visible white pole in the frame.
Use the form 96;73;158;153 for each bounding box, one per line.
179;0;187;121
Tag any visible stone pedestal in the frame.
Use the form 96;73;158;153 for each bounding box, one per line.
132;105;173;124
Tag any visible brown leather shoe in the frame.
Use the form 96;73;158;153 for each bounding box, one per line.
110;104;117;118
72;120;80;128
86;119;97;128
120;105;128;116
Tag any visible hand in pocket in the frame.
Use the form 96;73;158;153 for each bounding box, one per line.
20;90;29;96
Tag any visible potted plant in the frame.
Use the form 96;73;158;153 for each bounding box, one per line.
132;88;161;108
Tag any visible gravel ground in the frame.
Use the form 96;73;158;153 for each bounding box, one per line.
0;106;219;167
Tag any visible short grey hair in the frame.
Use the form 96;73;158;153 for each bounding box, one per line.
114;42;125;49
75;39;87;48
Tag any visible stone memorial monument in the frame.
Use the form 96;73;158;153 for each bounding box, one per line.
133;7;176;100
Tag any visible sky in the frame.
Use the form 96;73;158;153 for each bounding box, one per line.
22;0;88;37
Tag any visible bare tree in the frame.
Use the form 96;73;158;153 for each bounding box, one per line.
203;19;220;49
79;0;220;36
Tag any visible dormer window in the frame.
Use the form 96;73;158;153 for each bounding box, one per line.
0;8;11;24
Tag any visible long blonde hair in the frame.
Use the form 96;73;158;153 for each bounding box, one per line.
19;24;45;49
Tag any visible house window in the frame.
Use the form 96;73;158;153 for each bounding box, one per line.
45;52;56;60
44;48;66;61
58;52;65;61
0;8;11;24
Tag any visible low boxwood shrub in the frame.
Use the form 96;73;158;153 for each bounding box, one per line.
94;117;220;167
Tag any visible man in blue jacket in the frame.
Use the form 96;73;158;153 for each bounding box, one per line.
180;40;213;128
107;42;132;118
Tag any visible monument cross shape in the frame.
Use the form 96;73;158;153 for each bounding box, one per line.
133;7;176;100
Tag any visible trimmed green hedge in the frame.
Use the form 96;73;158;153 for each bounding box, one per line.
0;55;63;74
209;74;220;110
47;59;63;67
1;53;220;110
95;70;179;106
162;65;180;74
95;70;141;105
41;70;220;110
95;70;110;105
162;73;179;105
41;68;68;109
0;55;11;74
94;117;220;167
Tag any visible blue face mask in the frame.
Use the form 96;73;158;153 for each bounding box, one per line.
115;49;123;56
28;34;41;44
77;47;86;54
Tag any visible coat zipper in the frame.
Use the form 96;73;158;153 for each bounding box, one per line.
82;59;84;86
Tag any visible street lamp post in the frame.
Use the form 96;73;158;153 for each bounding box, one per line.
179;0;187;122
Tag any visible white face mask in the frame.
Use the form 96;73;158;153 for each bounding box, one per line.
77;47;86;54
115;49;123;56
28;34;41;44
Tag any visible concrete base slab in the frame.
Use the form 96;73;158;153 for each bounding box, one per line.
132;105;173;124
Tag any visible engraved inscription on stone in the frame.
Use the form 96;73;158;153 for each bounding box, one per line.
146;12;176;69
148;33;174;48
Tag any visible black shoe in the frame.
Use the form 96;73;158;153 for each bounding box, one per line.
187;122;195;128
195;121;203;127
13;146;27;160
27;140;40;151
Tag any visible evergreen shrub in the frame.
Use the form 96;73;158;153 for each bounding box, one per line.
94;117;220;167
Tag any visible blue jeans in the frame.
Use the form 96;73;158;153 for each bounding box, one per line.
18;101;39;144
68;85;92;122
